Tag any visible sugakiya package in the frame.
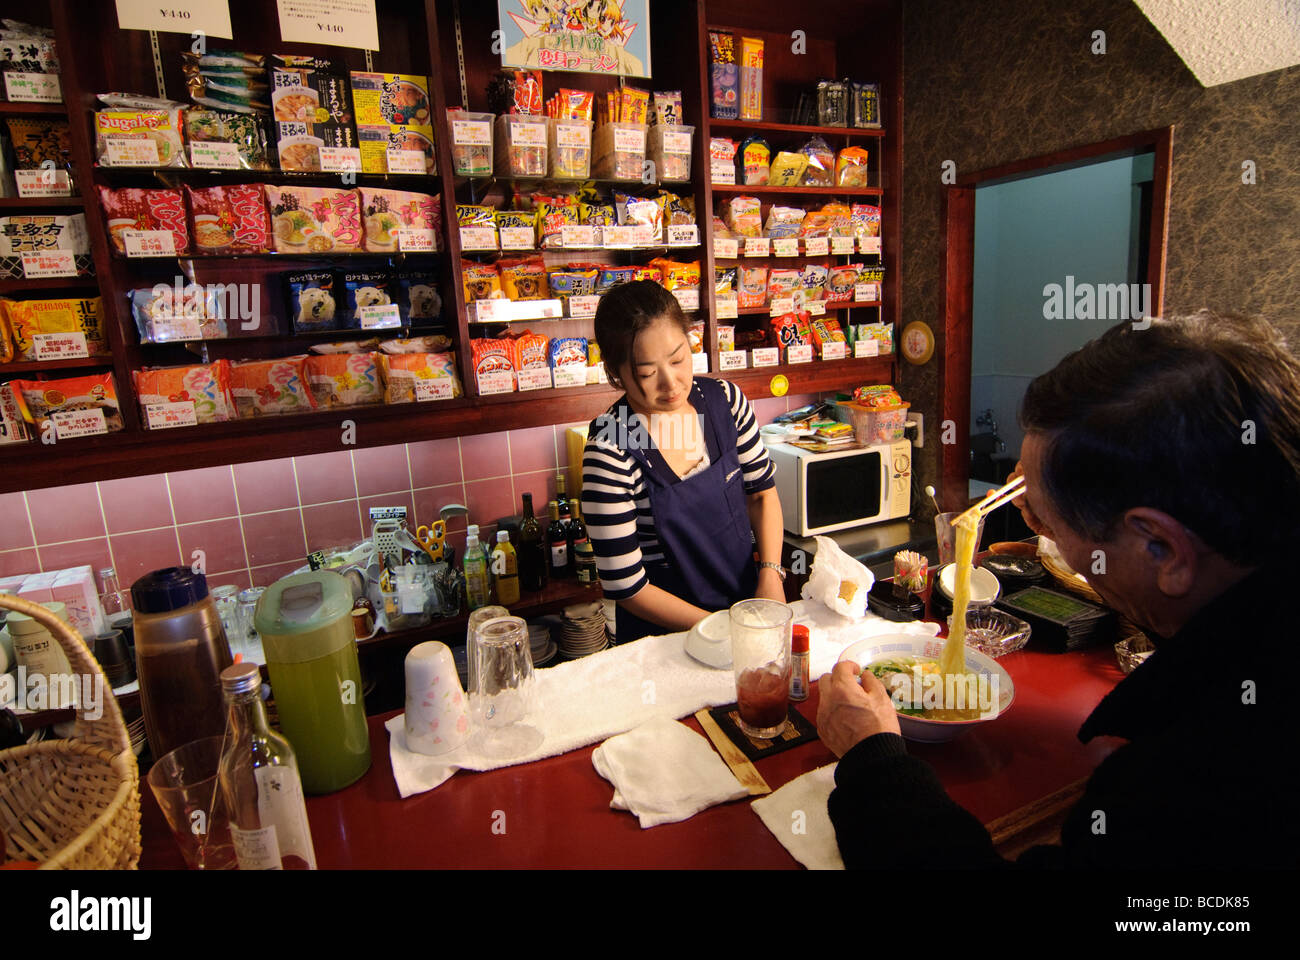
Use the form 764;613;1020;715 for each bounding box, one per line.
472;338;517;392
183;110;273;169
264;185;363;253
97;187;190;255
399;270;442;324
133;361;237;426
94;98;186;168
184;184;272;254
130;284;228;342
286;271;339;334
359;187;440;253
349;72;435;174
0;297;108;360
304;352;384;409
342;269;400;330
8;372;124;435
0;212;92;278
230;356;316;417
378;352;461;403
270;55;358;172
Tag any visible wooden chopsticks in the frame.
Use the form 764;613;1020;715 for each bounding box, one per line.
958;475;1025;525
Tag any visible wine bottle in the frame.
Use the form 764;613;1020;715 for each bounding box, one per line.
547;499;570;578
518;493;548;592
570;503;597;585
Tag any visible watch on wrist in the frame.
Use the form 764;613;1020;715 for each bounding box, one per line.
757;561;787;581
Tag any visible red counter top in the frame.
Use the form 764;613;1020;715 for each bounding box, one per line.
140;643;1127;869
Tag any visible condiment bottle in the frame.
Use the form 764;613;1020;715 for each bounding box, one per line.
5;602;75;709
790;624;810;701
491;530;521;606
218;662;317;870
131;567;233;760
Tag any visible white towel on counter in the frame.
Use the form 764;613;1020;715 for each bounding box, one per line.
591;717;748;828
751;763;845;870
385;599;940;798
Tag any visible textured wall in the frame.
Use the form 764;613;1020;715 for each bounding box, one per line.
900;0;1300;493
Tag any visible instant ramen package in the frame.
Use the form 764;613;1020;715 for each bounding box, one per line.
265;185;363;253
183;110;272;169
499;258;547;300
270;55;358;172
0;213;92;279
304;352;383;409
94;95;186;168
736;264;768;309
184;184;272;254
130;284;228;342
826;263;862;302
286;271;339;334
399;270;442;324
0;297;107;360
378;352;461;403
472;338;517;392
724;196;762;238
799;136;835;186
342;269;399;330
97;188;189;255
133;361;237;426
462;261;502;302
360;187;440;253
230;356;317;417
4;119;73;181
8;372;124;435
769;311;812;350
350;71;436;175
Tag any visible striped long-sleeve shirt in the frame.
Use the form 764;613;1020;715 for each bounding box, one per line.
580;378;776;601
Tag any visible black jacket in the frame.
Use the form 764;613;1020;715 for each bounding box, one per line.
827;560;1300;868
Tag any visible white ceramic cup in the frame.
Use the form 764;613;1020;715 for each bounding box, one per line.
404;641;470;756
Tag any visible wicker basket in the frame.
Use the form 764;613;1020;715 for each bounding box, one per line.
0;594;141;869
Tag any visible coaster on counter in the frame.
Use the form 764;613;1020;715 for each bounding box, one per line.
706;703;819;761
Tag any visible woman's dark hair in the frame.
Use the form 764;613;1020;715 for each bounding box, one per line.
1020;310;1300;566
593;280;691;386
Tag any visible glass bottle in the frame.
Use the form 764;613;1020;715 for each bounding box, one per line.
218;662;317;870
464;530;491;609
491;530;520;606
97;567;123;619
518;493;548;592
571;504;597;585
555;472;569;519
547;500;570;578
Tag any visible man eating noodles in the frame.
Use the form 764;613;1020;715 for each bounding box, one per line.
817;311;1300;867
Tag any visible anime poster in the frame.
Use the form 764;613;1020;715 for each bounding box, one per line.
498;1;651;78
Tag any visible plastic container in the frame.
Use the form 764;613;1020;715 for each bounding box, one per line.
593;121;647;180
547;118;592;179
835;399;911;444
495;114;548;177
448;110;494;177
649;124;693;182
6;602;75;708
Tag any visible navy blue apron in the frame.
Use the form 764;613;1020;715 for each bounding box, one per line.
615;378;758;644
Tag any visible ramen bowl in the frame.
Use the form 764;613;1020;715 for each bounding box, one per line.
838;634;1015;743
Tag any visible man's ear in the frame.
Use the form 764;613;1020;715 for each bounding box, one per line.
1124;508;1197;595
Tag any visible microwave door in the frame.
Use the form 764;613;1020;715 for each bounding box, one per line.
805;448;883;533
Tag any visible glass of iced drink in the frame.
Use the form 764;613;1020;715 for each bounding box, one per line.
729;599;794;738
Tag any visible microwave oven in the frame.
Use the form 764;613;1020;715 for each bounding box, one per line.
767;439;912;536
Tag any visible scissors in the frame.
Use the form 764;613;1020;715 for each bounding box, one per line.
415;521;447;562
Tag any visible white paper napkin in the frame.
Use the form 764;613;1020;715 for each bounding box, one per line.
751;763;844;870
592;717;748;828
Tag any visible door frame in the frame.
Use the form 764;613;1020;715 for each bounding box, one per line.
937;127;1173;511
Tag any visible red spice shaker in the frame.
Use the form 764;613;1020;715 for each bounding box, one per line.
790;624;810;701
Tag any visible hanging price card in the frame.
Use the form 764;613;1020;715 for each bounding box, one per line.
52;408;107;439
713;237;738;259
320;146;362;172
859;236;882;255
561;225;597;248
821;342;847;360
855;339;880;358
15;170;73;197
189;142;241;169
719;350;747;370
804;236;829;257
831;236;855;256
554;365;587;388
146;401;198;430
517;367;553;391
807;300;827;316
125;230;177;258
787;344;813;364
499;227;534;250
744;237;770;258
459;226;497;250
569;295;600;318
773;238;799;257
667;224;699;246
386;149;427;173
415;378;455;401
751;347;779;367
397;228;437;252
32;333;89;360
3;72;61;102
478;370;515;395
673;287;700;311
358;304;401;329
276;0;379;50
716;298;738;320
21;251;76;277
691;352;708;373
769;297;794;317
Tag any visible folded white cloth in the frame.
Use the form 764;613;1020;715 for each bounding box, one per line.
751;762;844;870
591;716;748;828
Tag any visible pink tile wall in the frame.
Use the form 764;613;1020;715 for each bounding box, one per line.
0;392;819;592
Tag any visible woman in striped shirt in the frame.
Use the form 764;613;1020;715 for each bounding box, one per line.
581;280;786;644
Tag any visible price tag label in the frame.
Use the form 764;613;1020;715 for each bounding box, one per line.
468;299;505;322
20;251;76;277
518;367;553;391
773;238;799;258
561;224;597;248
569;295;600;318
663;130;692;154
854;283;876;303
807;300;827;316
499;226;534;250
146;401;198;430
719;350;747;370
555;122;590;148
386;148;427;173
716;298;738;320
787;344;813;364
627;223;657;246
769;297;794;317
613;127;645;153
15;170;73;197
821;341;848;361
52;408;107;439
152;315;204;341
320;146;362;172
804;236;829;257
667;224;699;246
125;230;177;258
397;228;437;252
744;237;770;258
359;304;401;329
831;236;856;256
859;236;882;255
510;121;548;146
751;347;779;367
478;370;515;395
33;332;89;360
713;237;738;259
105;136;160;166
276;0;379;50
415;378;454;401
691;352;708;373
452;118;491;145
553;365;587;388
602;225;637;247
672;287;700;311
189;141;241;169
710;159;736;184
855;339;880;358
459;226;497;250
3;71;61;102
115;0;233;38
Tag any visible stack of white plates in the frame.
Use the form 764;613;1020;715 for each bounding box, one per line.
559;601;607;659
528;622;557;667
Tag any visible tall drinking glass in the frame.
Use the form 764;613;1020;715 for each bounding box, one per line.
466;604;510;696
145;735;237;869
934;512;986;566
730;599;794;739
469;616;543;758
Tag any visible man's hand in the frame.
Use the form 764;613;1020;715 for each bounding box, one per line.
1008;461;1054;540
816;661;900;757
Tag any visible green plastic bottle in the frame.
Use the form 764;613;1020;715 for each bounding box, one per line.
464;530;491;609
